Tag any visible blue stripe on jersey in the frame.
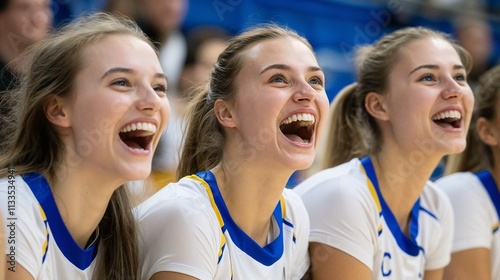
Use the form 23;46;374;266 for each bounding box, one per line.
23;173;98;270
195;171;285;266
476;170;500;234
361;157;422;256
419;207;438;221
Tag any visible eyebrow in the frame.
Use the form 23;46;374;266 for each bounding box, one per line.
101;67;167;81
259;64;323;75
409;64;465;75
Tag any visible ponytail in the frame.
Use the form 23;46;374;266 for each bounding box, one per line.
320;83;368;169
177;84;224;180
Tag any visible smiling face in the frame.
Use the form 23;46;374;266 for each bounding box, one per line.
62;34;170;183
224;37;329;171
380;37;474;156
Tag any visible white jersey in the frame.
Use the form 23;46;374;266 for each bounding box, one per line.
294;157;453;279
436;171;500;278
136;171;310;280
0;173;97;279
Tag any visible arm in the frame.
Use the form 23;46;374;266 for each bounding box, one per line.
422;268;443;280
298;174;379;279
150;271;199;280
309;242;371;280
136;186;221;280
5;264;34;280
443;248;491;280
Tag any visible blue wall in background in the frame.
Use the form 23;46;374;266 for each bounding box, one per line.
182;0;500;102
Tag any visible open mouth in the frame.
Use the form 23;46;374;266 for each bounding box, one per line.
432;110;462;129
279;113;315;144
119;122;157;151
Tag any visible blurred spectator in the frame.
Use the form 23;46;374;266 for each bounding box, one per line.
454;16;495;90
179;25;229;95
0;0;52;93
136;0;187;92
104;0;138;19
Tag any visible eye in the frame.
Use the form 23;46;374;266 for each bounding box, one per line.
418;73;436;82
309;76;324;86
111;79;130;87
270;74;287;84
154;84;167;96
454;73;466;82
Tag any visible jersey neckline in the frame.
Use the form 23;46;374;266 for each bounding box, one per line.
23;173;98;270
360;157;423;256
195;170;285;266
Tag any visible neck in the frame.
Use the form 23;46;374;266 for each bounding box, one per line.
212;158;291;246
371;148;441;231
50;163;124;248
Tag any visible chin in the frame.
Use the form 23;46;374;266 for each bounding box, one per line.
288;156;315;171
443;141;467;155
123;167;152;182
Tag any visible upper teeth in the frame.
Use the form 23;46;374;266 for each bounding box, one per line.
432;110;461;121
281;113;315;125
120;122;157;133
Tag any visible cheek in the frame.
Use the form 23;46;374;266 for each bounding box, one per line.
160;99;171;130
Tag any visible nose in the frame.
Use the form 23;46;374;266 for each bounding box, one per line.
441;77;464;100
293;80;317;103
137;85;163;114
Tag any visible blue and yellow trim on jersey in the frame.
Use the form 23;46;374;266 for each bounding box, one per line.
192;170;287;268
38;205;49;264
360;163;383;236
475;170;500;235
23;173;98;270
360;157;424;256
187;174;228;264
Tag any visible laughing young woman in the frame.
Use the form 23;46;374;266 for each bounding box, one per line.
0;13;170;279
136;25;329;280
295;27;474;280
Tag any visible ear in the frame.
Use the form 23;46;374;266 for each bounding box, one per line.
44;95;71;128
476;117;498;146
365;92;389;121
214;99;236;128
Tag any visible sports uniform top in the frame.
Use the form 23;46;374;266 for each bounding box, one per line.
294;157;453;279
0;173;98;279
436;170;500;278
136;170;310;280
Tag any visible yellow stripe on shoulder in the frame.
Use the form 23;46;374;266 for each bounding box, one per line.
360;165;382;214
492;222;499;233
280;195;286;218
187;175;225;228
38;205;47;221
187;174;228;262
38;205;49;260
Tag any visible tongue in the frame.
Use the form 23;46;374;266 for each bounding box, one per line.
285;134;304;143
434;121;454;129
123;139;142;149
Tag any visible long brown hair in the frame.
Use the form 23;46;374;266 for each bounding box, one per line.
321;27;472;169
0;12;154;280
177;24;314;180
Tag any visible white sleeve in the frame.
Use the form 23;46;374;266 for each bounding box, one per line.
136;186;221;280
298;175;379;270
436;174;492;252
424;184;455;270
283;189;310;279
0;177;44;278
